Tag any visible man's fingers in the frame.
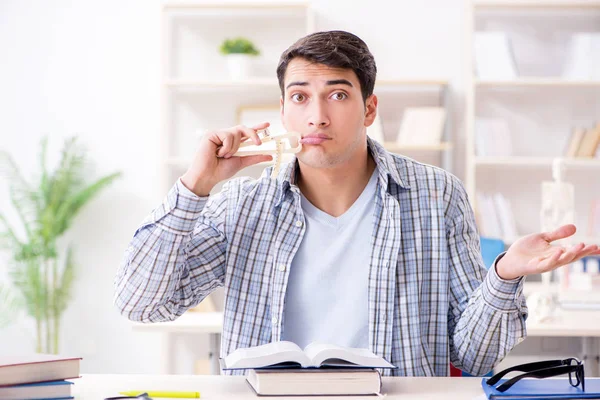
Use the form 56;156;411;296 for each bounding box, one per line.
225;133;242;158
239;125;263;147
541;224;576;243
217;135;234;157
251;121;270;131
239;154;272;169
538;248;564;272
556;243;584;265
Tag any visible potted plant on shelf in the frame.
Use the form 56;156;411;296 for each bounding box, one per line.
219;37;260;80
0;136;121;353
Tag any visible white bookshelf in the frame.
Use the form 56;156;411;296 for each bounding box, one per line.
476;79;600;87
465;0;600;244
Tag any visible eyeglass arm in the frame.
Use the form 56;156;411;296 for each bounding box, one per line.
495;365;581;393
486;359;568;385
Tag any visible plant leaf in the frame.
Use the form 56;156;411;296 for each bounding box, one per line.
53;172;122;237
54;245;75;315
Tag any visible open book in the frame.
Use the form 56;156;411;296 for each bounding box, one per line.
221;341;396;370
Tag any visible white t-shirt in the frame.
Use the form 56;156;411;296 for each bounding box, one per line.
281;168;378;349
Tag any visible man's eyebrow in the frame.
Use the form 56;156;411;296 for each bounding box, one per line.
325;79;353;87
285;79;354;90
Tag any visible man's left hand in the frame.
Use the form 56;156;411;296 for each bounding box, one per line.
495;224;600;281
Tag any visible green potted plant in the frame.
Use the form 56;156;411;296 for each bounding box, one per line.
219;37;260;80
0;136;121;353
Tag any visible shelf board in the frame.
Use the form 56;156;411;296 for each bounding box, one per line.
475;157;600;167
163;3;310;18
376;79;449;87
475;78;600;88
165;78;450;91
163;2;310;9
474;1;600;9
384;142;453;152
165;78;279;90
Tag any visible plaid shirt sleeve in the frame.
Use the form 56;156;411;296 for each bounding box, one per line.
114;178;228;322
445;177;528;376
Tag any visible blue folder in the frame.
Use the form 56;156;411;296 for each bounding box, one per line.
481;377;600;399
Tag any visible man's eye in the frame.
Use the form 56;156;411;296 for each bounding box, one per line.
332;92;347;100
291;93;305;102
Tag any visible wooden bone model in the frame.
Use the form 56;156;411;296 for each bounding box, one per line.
234;129;302;178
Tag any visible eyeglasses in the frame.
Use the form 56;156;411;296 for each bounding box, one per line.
485;358;585;393
104;393;152;400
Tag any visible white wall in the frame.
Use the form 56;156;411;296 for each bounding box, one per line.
0;0;569;374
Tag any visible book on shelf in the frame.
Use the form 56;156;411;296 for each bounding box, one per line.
576;124;600;158
246;367;382;396
476;192;517;240
473;32;518;80
590;199;600;238
492;193;518;240
0;354;81;387
396;107;446;146
474;118;513;157
220;341;396;370
0;379;74;400
564;127;587;158
562;32;600;80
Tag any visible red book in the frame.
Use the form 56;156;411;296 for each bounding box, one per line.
0;354;81;387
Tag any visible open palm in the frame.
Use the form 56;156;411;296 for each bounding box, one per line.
496;224;600;280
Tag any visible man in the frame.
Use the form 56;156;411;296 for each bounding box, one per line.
114;31;599;376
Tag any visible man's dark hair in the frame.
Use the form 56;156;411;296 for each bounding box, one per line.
276;30;377;104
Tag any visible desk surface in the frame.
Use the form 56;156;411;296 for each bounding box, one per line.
73;374;485;400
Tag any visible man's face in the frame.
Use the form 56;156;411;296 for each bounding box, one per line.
280;58;377;169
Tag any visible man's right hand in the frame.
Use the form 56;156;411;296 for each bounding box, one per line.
180;122;273;197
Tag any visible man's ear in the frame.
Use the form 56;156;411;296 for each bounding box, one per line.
364;94;378;127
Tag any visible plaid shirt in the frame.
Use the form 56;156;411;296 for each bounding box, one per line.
115;138;528;377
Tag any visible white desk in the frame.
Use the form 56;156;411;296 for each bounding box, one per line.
72;374;484;400
132;312;223;375
524;282;600;376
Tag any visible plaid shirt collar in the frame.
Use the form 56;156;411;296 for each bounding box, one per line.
274;137;411;206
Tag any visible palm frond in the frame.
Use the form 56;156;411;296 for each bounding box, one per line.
0;213;23;249
0;151;42;241
53;172;122;237
47;137;87;207
8;258;45;319
41;137;88;242
39;136;52;209
54;245;75;315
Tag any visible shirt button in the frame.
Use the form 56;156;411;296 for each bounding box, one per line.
278;264;286;272
382;315;387;323
384;261;389;269
272;317;278;325
295;220;303;227
517;337;524;344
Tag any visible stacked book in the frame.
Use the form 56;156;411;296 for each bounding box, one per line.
221;341;396;396
0;354;81;400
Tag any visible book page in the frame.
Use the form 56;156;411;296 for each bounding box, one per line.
303;342;395;368
222;341;311;369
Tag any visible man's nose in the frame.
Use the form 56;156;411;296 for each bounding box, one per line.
308;99;330;128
